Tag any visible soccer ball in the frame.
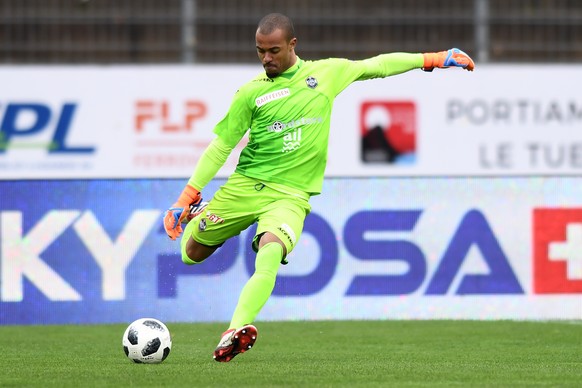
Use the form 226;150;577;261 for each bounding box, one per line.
122;318;172;363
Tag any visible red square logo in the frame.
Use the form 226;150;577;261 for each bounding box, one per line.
533;208;582;294
360;101;416;164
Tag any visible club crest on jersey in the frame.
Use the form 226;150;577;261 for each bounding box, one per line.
305;76;318;89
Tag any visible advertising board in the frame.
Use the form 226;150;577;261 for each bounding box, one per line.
1;65;581;179
1;177;580;324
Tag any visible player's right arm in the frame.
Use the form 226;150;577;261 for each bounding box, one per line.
162;137;234;240
163;87;253;240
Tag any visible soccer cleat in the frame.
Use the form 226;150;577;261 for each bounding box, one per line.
213;324;258;362
182;201;208;224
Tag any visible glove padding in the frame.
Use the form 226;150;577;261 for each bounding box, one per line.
163;185;202;240
422;48;475;72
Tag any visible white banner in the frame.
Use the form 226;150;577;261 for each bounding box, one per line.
1;65;581;179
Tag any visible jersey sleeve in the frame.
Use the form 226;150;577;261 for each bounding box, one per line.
327;52;424;96
187;136;233;191
213;87;253;148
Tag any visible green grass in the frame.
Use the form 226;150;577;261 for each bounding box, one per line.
0;320;580;387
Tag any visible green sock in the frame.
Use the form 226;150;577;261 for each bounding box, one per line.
229;242;283;329
180;218;198;265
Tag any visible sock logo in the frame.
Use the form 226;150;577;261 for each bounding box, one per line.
533;208;582;293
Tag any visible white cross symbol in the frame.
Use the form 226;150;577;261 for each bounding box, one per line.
548;223;582;280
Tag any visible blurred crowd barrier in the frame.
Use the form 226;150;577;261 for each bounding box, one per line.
1;0;581;64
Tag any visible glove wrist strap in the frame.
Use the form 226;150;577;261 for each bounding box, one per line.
177;184;201;206
422;52;445;69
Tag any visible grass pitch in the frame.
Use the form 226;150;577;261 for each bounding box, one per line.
1;320;580;387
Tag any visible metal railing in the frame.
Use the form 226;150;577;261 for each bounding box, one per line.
1;0;581;64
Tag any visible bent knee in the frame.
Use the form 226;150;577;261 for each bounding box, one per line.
182;239;217;265
182;253;205;265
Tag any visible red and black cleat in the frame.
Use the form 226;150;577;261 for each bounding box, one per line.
213;325;258;362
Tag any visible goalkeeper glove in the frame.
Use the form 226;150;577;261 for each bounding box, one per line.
422;48;475;72
163;184;202;240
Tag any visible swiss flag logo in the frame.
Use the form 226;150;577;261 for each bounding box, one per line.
533;208;582;294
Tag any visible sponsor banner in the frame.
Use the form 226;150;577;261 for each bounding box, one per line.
334;65;582;176
1;65;582;179
0;65;256;180
1;177;581;325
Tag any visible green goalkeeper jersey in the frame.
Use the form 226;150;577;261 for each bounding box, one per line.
214;53;423;195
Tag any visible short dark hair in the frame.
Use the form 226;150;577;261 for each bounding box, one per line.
257;13;295;41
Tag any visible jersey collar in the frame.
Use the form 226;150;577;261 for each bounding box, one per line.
278;56;302;80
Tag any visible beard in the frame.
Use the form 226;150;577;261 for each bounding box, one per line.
263;63;281;78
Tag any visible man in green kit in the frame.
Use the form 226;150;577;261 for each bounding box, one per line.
163;12;475;362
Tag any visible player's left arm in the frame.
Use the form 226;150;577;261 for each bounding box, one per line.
329;48;474;95
357;52;424;80
324;54;424;96
359;48;474;79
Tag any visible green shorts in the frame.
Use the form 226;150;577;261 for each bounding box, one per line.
182;173;311;261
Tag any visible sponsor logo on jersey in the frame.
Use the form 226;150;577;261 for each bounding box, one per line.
255;88;290;107
267;117;323;133
282;128;302;153
269;121;285;133
305;76;318;89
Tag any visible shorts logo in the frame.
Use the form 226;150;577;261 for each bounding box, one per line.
277;223;296;247
255;88;290;107
533;208;582;293
198;218;207;231
305;76;318;89
208;213;224;224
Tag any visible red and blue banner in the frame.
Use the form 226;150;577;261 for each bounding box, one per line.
1;177;581;325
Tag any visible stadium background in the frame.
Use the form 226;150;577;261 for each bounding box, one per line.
1;0;581;325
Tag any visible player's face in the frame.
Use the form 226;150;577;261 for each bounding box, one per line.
256;28;297;78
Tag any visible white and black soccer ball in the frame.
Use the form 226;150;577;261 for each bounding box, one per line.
122;318;172;364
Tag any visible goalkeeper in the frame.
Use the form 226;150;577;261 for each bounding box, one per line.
163;12;475;362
